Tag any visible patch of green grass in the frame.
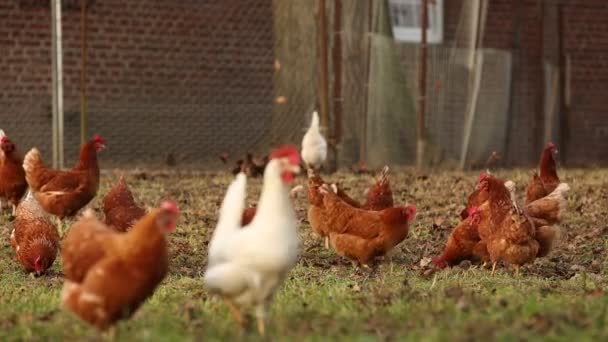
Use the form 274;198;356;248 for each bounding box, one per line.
0;168;607;341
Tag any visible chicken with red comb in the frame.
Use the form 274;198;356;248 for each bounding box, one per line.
11;191;60;276
205;145;301;335
61;201;179;330
23;134;106;226
525;142;560;204
0;131;27;215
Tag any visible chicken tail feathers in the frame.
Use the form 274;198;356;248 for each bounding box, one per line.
525;182;569;225
536;225;561;257
310;111;320;130
23;148;46;189
376;166;390;185
216;173;247;231
204;263;260;296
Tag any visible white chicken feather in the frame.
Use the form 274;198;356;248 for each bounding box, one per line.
204;157;300;335
301;111;327;170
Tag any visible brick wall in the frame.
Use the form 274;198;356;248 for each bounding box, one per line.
561;1;608;165
444;0;608;166
0;0;274;167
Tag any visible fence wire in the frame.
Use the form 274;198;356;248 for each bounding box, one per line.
2;0;590;168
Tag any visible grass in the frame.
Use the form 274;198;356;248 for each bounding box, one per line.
0;168;607;341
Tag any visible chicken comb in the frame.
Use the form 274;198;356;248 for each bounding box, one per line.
547;142;555;149
0;135;7;143
93;134;105;145
406;204;417;218
160;201;179;215
270;145;300;165
477;172;490;183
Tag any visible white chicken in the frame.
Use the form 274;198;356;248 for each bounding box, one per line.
301;111;327;171
204;145;301;335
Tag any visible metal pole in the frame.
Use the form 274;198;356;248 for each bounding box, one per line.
80;0;87;145
51;0;64;168
459;0;485;170
361;0;373;164
416;0;428;169
317;0;331;169
331;0;343;169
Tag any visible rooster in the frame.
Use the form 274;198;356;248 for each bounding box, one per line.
319;184;416;267
301;111;327;171
525;142;559;204
10;191;60;276
23;134;105;227
102;176;147;232
61;201;179;330
0;130;27;215
204;145;301;335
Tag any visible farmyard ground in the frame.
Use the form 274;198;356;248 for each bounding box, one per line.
0;168;606;341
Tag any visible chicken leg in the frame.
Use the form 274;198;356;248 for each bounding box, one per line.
491;262;497;276
255;304;267;336
324;236;329;249
514;265;520;278
224;298;244;327
11;204;16;216
103;326;116;341
55;217;64;236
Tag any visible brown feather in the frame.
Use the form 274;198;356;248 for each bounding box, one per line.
24;138;102;219
12;194;60;274
0;137;27;207
102;176;146;232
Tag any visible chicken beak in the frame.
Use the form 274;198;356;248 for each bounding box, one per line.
289;164;301;175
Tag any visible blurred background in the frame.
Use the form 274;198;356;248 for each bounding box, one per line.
0;0;606;168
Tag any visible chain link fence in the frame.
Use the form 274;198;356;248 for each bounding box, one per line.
1;0;605;168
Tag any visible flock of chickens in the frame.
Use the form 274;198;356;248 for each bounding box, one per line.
0;110;569;335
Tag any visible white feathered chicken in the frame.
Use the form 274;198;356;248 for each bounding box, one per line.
204;145;301;335
301;111;327;171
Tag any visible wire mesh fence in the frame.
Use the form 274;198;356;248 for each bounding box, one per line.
1;0;606;168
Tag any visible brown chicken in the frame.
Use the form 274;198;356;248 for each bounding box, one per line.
10;192;60;275
459;173;490;220
102;176;147;232
522;182;568;257
433;207;486;268
23;134;106;223
435;173;505;269
337;166;394;211
61;201;179;330
525;142;560;204
478;175;539;277
319;185;416;267
436;173;567;270
0;132;27;215
306;167;394;248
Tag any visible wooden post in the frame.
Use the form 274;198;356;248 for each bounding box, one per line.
80;0;88;145
416;0;428;169
331;0;343;169
317;0;330;136
51;0;64;168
